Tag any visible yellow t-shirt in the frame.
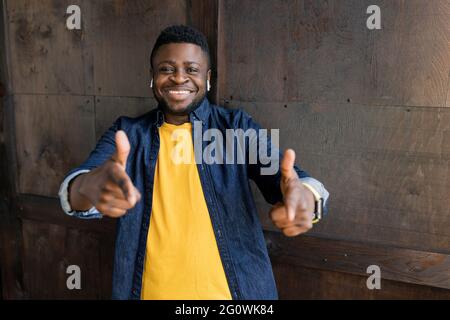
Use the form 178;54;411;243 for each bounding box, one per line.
141;121;232;300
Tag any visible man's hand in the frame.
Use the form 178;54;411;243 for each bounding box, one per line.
269;149;315;237
69;130;141;218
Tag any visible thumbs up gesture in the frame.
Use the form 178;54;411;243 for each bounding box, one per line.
269;149;315;237
72;130;141;218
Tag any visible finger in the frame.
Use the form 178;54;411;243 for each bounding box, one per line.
281;149;297;182
103;182;128;199
296;195;310;212
109;169;135;201
98;206;127;218
282;225;309;237
270;205;291;224
131;186;142;205
271;201;310;225
273;215;312;229
269;202;286;222
283;191;298;222
104;181;142;204
292;217;313;230
295;205;315;222
273;212;311;229
99;194;136;210
111;130;130;168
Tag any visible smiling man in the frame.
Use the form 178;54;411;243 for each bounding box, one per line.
59;25;329;300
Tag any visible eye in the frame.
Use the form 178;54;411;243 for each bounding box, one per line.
187;67;199;74
159;66;174;73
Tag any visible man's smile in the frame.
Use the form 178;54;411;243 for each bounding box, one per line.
163;87;197;101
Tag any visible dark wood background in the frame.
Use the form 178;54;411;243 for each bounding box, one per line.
1;0;449;299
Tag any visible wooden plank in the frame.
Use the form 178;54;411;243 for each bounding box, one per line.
298;153;450;237
6;0;94;95
221;0;290;103
189;0;221;104
447;70;450;108
265;231;450;290
238;101;450;159
286;0;450;107
0;90;6;197
98;230;115;298
17;194;117;234
228;101;450;251
259;202;450;258
14;94;96;197
21;218;115;299
91;0;188;98
215;0;226;107
220;0;450;107
272;262;450;299
0;213;27;299
1;1;19;195
95;96;156;140
0;93;24;299
254;152;450;252
0;0;25;299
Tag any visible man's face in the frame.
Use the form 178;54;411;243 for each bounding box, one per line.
151;43;211;116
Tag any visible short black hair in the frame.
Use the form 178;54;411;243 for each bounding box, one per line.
150;25;211;69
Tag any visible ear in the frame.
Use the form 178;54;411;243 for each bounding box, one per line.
149;69;154;88
207;69;211;82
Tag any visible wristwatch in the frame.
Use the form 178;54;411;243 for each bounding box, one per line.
301;182;324;224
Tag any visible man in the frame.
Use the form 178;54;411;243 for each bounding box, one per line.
59;25;329;300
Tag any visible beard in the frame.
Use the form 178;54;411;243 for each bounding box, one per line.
156;92;206;117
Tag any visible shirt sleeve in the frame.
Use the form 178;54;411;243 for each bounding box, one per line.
299;176;330;215
58;117;122;219
58;169;103;219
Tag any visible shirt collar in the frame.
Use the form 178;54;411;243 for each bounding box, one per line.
190;96;210;123
153;96;211;127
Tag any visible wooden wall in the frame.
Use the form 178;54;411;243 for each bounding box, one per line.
1;0;449;299
0;0;189;299
221;0;450;298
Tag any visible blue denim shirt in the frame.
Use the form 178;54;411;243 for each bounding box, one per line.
60;97;329;300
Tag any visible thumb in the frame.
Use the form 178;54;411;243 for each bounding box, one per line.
112;130;130;167
281;149;297;182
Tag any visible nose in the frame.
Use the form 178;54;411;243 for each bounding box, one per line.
169;69;188;84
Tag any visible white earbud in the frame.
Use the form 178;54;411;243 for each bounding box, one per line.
150;79;153;88
207;80;211;92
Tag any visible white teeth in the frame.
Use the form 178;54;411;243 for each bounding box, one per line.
169;90;190;94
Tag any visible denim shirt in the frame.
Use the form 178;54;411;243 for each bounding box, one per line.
59;97;329;300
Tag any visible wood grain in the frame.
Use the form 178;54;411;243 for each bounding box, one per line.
3;0;450;300
189;0;221;104
21;218;115;299
91;0;188;98
446;70;450;108
221;0;450;107
0;95;26;299
17;194;117;234
95;96;156;140
14;94;96;197
6;0;94;95
273;262;450;299
266;231;450;289
232;99;450;252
